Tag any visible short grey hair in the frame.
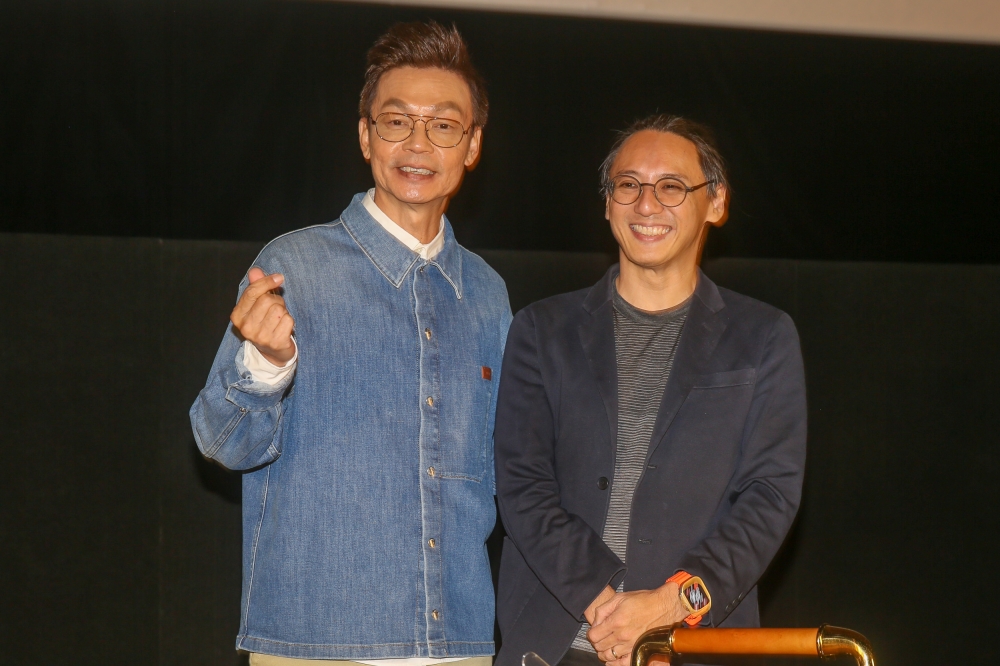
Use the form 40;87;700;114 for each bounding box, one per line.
599;113;729;200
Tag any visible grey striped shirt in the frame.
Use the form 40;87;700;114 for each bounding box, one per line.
572;287;690;653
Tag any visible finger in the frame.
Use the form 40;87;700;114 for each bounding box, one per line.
591;632;620;653
234;272;285;319
235;294;284;340
246;293;286;327
259;302;289;340
248;267;267;283
272;311;295;346
588;624;612;646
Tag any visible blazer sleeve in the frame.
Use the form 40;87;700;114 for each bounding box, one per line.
495;307;626;621
676;312;807;626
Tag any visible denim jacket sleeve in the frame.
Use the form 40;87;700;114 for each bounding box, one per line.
189;274;294;470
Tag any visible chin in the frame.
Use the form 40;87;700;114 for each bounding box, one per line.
388;187;436;204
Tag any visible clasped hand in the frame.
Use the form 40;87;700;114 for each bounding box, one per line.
585;583;688;666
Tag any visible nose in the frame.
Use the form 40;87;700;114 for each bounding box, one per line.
635;183;664;215
401;118;433;152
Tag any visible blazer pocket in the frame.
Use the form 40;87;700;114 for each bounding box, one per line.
691;367;756;389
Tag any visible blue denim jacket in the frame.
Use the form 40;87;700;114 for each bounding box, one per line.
189;193;512;660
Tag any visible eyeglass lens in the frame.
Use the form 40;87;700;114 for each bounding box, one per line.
374;113;466;148
611;176;690;207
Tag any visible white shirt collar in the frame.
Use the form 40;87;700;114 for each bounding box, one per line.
362;189;445;261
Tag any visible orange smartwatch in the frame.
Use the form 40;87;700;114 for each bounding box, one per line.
666;571;711;627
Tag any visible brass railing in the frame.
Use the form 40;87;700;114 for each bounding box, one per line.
631;625;875;666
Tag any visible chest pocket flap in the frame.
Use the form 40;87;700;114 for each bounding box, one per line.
691;367;756;389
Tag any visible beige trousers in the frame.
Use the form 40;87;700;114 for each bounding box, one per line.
249;655;492;666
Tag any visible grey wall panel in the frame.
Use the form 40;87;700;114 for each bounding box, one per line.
2;234;163;663
4;234;997;664
704;258;1000;665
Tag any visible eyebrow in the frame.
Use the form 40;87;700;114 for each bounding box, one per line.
615;169;690;181
379;98;465;117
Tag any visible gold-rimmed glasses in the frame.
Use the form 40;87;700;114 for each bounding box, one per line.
370;112;471;148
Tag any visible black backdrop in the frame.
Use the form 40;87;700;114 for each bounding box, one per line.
5;232;1000;666
2;0;1000;261
3;1;1000;665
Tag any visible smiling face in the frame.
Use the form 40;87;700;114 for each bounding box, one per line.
606;130;727;279
359;66;482;224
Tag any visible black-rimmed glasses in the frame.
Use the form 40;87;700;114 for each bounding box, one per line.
370;112;471;148
607;174;715;207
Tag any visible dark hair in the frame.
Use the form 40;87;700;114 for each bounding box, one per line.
599;114;729;199
359;21;488;128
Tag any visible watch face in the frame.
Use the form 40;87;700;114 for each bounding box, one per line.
682;580;710;611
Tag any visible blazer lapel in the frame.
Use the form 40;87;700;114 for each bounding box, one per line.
579;267;619;454
646;270;728;463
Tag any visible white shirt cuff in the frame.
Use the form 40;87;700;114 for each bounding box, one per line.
242;338;298;385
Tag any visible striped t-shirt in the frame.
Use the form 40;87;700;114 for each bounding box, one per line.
572;286;690;653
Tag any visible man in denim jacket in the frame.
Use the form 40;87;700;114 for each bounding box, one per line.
190;22;511;665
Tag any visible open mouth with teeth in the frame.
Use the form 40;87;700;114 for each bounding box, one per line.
630;223;672;238
399;166;435;176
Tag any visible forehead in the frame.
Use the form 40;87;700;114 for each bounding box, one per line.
612;130;704;180
372;66;473;119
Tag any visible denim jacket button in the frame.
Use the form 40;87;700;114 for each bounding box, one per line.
428;466;436;477
425;328;432;340
428;538;436;548
426;396;434;407
432;609;440;620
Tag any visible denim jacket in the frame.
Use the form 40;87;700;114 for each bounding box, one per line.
189;193;512;660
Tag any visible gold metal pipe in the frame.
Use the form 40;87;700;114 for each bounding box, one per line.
631;626;675;666
630;624;875;666
817;624;876;666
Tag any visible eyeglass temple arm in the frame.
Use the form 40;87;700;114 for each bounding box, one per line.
631;625;875;666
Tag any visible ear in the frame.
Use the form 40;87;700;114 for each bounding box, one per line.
605;194;612;221
359;117;372;161
464;125;484;170
706;185;729;228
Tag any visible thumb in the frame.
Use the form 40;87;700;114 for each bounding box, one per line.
247;267;267;283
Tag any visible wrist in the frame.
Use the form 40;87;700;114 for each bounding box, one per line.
261;349;293;367
585;585;615;624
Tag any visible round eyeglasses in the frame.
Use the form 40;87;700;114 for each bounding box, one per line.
607;174;715;208
370;112;471;148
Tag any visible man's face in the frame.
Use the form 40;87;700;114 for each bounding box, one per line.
605;130;727;274
359;66;482;209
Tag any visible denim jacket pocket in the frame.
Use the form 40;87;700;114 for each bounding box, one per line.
436;364;495;482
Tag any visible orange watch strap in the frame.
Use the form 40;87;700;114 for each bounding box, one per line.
667;571;692;585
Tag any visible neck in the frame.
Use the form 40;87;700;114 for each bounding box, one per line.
372;186;445;244
616;254;699;311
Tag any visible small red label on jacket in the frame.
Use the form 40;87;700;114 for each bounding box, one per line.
481;366;492;380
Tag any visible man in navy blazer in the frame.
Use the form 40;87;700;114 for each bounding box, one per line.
494;114;806;666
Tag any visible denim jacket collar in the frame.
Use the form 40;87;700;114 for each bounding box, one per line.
340;192;464;299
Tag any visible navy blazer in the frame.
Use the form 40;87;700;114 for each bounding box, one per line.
494;267;807;666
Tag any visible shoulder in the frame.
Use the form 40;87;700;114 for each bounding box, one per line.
459;246;509;299
511;286;592;333
714;285;800;348
250;220;348;267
